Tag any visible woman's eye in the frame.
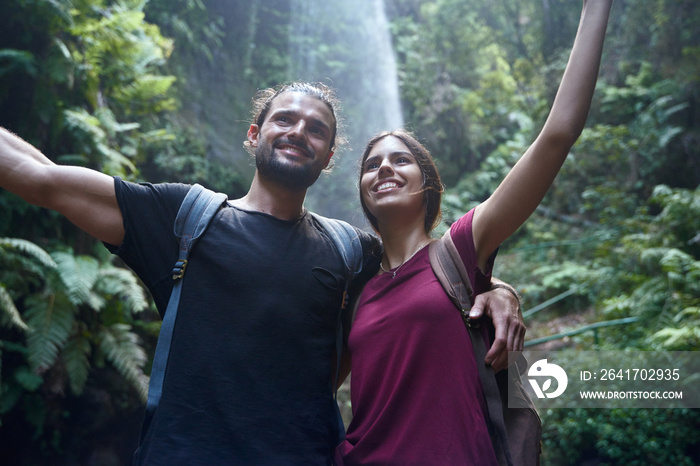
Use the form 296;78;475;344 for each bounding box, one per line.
366;163;379;170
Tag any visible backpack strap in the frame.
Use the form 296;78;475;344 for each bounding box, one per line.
310;213;364;346
145;184;227;418
428;228;514;466
310;213;364;441
311;213;364;300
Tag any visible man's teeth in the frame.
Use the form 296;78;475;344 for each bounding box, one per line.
279;145;305;156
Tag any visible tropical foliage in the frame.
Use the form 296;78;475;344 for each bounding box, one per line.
1;0;698;463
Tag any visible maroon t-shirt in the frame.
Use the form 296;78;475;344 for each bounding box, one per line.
336;209;499;465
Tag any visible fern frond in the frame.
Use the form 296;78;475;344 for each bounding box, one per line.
51;252;98;307
97;143;137;176
0;285;28;331
63;108;105;140
0;49;37;78
0;238;57;269
95;107;140;136
13;366;44;392
651;326;700;351
98;324;148;403
25;293;75;373
62;335;91;396
95;267;148;315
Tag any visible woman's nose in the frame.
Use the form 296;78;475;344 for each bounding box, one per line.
378;159;394;176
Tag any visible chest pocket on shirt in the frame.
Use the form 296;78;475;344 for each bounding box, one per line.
312;267;343;291
305;267;345;325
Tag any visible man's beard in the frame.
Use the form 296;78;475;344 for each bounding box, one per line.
255;138;324;192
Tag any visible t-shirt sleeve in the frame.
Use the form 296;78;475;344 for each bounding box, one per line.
103;177;191;313
448;208;497;296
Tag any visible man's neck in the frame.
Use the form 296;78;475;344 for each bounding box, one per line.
231;172;307;221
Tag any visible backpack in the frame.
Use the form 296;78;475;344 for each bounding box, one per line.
143;184;364;441
428;228;542;466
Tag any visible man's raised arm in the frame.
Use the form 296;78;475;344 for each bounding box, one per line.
0;127;125;245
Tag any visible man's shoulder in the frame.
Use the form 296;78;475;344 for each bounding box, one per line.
113;180;197;240
307;212;379;249
115;178;192;200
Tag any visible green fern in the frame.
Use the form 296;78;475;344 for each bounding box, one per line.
5;245;151;400
98;324;148;402
0;286;28;331
51;251;100;308
62;336;91;396
0;49;37;78
0;238;57;269
95;267;148;315
24;293;75;373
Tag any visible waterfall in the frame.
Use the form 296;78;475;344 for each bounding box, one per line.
288;0;404;225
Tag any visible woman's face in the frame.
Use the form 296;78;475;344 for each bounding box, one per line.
360;136;426;225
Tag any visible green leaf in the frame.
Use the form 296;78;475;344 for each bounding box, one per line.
0;49;37;77
63;336;91;396
13;367;44;392
0;286;28;331
25;294;75;373
98;324;148;403
0;238;57;269
95;267;148;315
51;252;99;307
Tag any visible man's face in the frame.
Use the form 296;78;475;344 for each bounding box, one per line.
248;91;335;191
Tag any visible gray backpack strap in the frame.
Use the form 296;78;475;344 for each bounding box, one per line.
311;214;364;291
144;184;227;425
428;228;515;466
310;212;364;369
310;213;364;441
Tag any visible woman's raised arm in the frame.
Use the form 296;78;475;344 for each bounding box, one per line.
473;0;613;269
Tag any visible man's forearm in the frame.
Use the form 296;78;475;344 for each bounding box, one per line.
490;277;521;315
0;127;56;206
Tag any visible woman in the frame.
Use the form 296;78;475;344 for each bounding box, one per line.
335;1;613;464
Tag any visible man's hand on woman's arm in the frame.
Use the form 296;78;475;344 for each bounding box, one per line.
468;278;525;372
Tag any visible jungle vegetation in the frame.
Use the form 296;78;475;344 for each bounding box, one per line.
0;0;698;464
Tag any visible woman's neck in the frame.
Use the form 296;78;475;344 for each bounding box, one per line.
378;219;431;270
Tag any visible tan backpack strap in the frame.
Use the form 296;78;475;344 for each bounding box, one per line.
428;228;475;326
428;229;514;466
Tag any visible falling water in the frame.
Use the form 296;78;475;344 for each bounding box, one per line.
287;0;404;224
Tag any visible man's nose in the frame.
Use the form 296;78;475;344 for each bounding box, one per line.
287;120;307;141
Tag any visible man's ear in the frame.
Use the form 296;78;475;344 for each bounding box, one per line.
247;125;260;147
323;150;334;169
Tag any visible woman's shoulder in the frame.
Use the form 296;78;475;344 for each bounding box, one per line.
446;208;477;242
442;208;495;291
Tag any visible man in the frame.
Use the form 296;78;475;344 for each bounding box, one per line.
0;82;524;464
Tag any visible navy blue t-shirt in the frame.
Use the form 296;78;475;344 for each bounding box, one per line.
106;179;380;465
